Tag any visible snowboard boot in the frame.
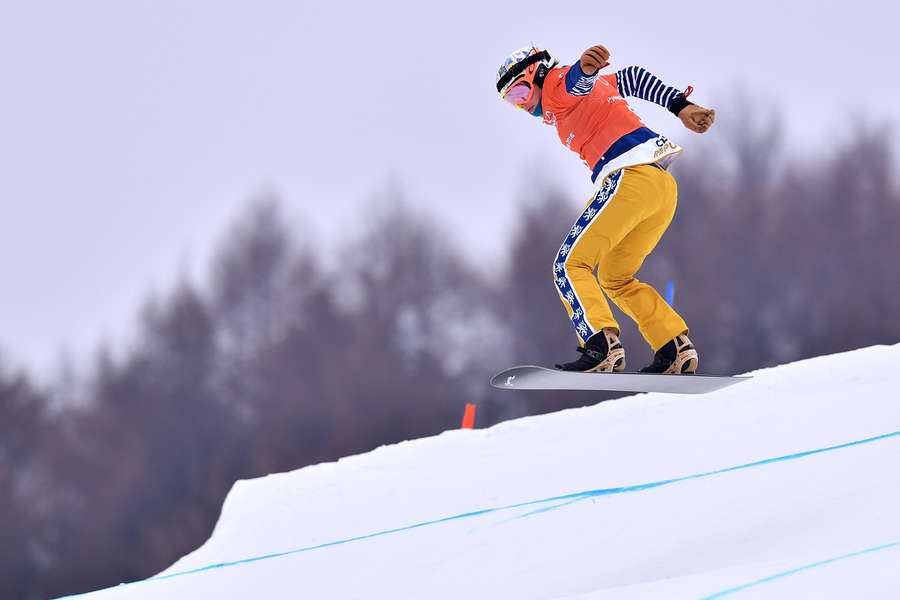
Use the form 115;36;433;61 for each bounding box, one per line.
640;334;698;374
556;329;626;373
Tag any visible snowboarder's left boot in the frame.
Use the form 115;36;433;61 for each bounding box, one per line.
640;334;698;374
555;329;626;372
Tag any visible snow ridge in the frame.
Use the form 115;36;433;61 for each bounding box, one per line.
65;426;900;597
60;344;900;599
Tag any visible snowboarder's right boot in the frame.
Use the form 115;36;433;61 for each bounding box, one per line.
640;334;698;374
555;329;626;372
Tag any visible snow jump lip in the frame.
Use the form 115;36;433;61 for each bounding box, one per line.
55;426;900;600
490;365;751;394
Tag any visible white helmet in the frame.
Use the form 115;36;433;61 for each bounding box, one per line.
495;46;556;100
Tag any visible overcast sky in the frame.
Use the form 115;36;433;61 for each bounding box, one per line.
1;0;898;374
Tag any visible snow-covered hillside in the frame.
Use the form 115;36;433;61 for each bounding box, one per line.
61;345;900;599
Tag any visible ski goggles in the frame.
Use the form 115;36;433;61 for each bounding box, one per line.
501;79;533;108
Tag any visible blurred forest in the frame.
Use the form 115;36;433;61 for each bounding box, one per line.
3;118;900;599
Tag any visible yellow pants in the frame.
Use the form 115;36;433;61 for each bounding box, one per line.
553;163;688;352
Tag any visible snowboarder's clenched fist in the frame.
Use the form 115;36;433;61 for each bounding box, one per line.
580;45;610;75
678;104;716;133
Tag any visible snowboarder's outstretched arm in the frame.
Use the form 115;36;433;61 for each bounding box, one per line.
575;44;716;134
613;64;716;133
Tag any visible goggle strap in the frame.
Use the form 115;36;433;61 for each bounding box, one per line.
533;63;550;89
496;50;551;93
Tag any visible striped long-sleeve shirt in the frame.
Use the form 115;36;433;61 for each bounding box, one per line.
562;61;689;113
615;65;684;110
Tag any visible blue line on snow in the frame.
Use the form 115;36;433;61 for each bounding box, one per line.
56;427;900;599
698;540;900;599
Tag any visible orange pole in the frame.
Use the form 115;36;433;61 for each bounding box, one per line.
461;403;477;429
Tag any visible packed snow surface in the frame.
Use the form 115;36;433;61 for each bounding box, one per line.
63;345;900;599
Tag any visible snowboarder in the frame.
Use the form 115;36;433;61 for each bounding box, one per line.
496;44;716;374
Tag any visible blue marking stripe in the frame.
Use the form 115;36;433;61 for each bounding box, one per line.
699;540;900;599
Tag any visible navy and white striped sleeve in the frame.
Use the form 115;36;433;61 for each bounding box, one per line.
564;61;599;96
615;66;684;111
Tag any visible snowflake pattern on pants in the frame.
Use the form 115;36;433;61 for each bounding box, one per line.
552;169;623;342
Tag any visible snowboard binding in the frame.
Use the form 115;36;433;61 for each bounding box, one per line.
640;334;698;374
556;329;626;372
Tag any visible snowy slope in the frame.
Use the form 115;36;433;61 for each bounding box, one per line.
61;345;900;599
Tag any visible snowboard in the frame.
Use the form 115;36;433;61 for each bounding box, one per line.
490;365;750;395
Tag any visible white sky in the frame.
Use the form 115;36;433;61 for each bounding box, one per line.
1;0;898;374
